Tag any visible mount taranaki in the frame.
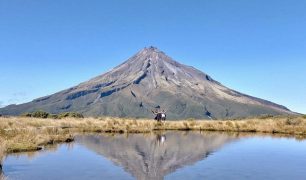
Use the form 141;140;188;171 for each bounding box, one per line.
0;47;293;119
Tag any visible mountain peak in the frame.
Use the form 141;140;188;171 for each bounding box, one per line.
144;46;161;52
138;46;165;57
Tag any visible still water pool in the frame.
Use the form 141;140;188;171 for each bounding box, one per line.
2;132;306;180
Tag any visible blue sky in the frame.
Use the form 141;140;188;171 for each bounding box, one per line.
0;0;305;113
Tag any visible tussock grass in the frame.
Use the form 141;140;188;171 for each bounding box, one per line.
0;116;306;158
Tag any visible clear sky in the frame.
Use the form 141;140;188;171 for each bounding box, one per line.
0;0;305;114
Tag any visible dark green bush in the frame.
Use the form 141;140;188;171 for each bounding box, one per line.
47;114;59;119
31;111;49;118
303;115;306;119
58;112;84;119
20;112;32;117
20;111;83;119
21;111;50;118
258;114;274;119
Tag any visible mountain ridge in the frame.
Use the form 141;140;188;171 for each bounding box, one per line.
0;47;294;119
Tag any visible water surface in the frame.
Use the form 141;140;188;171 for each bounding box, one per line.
3;132;306;180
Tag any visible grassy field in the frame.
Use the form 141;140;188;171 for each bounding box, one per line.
0;115;306;166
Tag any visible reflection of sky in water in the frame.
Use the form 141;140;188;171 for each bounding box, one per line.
4;144;133;180
3;133;306;180
166;137;306;180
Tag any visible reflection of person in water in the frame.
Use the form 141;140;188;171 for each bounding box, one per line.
156;134;166;146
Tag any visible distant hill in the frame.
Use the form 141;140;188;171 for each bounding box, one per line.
0;47;295;119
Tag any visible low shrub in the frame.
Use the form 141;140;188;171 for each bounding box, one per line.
58;112;84;119
285;118;302;126
20;111;83;119
20;111;49;118
31;111;49;118
258;114;274;119
20;112;32;117
47;114;59;119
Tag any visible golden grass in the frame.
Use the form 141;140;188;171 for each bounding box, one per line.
0;116;305;158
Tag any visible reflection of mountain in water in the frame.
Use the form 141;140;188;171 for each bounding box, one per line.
76;132;238;180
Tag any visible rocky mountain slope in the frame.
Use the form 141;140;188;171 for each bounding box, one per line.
0;47;294;119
